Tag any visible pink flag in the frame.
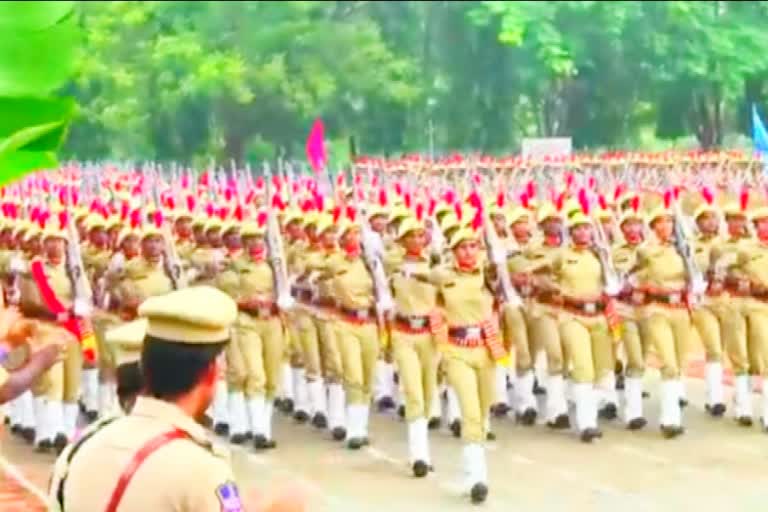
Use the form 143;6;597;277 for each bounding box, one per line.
305;118;326;174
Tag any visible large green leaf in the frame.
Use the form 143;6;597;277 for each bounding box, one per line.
0;2;75;30
0;121;66;157
0;5;79;96
0;150;57;186
0;96;77;151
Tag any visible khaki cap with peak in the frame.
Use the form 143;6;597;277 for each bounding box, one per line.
105;318;147;367
138;286;238;344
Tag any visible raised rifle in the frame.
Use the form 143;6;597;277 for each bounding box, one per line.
263;163;294;311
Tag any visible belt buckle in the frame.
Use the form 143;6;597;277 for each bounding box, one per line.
738;280;749;293
355;309;369;320
583;302;596;315
409;318;426;329
465;327;482;340
668;293;680;305
258;308;271;318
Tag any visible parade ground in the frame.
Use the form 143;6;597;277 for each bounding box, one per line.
2;354;767;512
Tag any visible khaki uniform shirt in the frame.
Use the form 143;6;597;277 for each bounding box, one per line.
431;265;493;327
387;254;438;317
330;254;374;311
51;396;241;512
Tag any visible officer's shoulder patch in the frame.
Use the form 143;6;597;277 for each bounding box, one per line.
215;481;243;512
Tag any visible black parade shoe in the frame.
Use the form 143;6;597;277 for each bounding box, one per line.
533;379;547;396
347;437;364;450
293;410;310;424
547;414;570;430
214;423;230;437
253;435;276;450
486;431;496;442
661;425;685;439
412;460;429;478
377;396;396;412
427;417;441;430
450;419;462;438
311;413;328;429
705;403;726;417
491;403;510;418
397;405;405;419
580;428;602;443
470;483;489;504
678;398;688;408
332;427;347;441
22;427;35;443
53;433;68;452
517;408;537;426
230;433;247;445
598;403;618;420
280;399;295;415
85;410;99;423
737;416;754;427
627;417;647;431
35;439;53;454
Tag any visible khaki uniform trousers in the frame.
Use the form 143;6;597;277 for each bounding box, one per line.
391;329;438;421
32;321;81;402
621;319;646;377
286;312;304;368
317;315;343;383
529;304;564;376
691;305;724;364
501;304;534;375
233;313;285;399
638;306;692;380
734;299;768;376
225;326;245;392
558;313;613;383
336;320;380;405
297;311;322;381
442;343;495;443
92;310;119;374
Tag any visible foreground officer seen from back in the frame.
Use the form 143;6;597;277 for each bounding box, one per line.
49;286;243;512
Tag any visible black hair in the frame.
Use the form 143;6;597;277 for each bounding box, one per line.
141;335;227;401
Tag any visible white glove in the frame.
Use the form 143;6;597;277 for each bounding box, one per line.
277;294;295;312
9;256;25;274
376;294;395;316
73;297;93;318
690;276;708;296
107;253;125;274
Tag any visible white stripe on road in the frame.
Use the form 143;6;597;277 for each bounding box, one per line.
0;453;48;505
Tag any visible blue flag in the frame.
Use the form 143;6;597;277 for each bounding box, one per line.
752;104;768;153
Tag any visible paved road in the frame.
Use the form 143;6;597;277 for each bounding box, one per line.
2;366;768;512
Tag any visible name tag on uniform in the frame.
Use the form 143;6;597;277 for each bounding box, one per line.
566;259;578;265
216;481;244;512
444;282;456;288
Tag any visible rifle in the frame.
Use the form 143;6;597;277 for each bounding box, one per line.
263;163;294;311
151;182;187;290
669;181;707;307
64;187;98;364
354;174;394;319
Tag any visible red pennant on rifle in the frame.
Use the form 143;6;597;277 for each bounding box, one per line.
305;118;327;174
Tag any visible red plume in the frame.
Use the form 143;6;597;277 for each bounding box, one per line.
427;197;437;216
443;189;456;205
613;184;625;202
315;193;325;212
199;172;210;187
578;188;590;214
130;209;142;229
467;190;482;210
740;187;749;212
629;195;640;213
234;204;244;221
663;189;673;209
525;180;536;200
555;191;566;211
153;209;163;228
58;210;69;230
120;200;130;221
256;177;264;190
565;173;574;190
702;186;714;205
272;194;286;211
346;205;356;221
404;192;412;209
332;205;342;224
245;189;256;204
186;194;196;213
181;174;190;189
496;190;505;208
588;176;596;191
257;210;268;227
217;206;229;221
394;182;403;197
224;188;234;202
416;202;425;221
520;191;530;209
471;207;483;231
378;188;388;207
598;194;608;211
454;202;463;221
204;203;215;218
